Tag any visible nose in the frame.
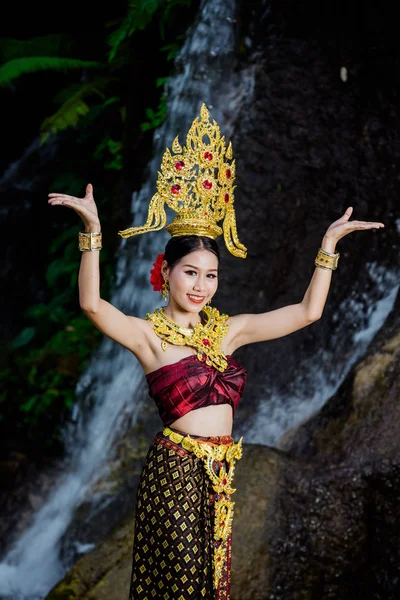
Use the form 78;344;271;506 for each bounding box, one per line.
193;276;207;293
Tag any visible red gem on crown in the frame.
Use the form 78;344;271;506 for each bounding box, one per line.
203;180;212;190
202;338;211;347
171;184;181;194
204;151;213;161
175;160;185;170
224;193;229;203
222;478;227;485
226;169;231;179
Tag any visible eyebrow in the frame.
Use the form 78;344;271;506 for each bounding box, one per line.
182;264;218;272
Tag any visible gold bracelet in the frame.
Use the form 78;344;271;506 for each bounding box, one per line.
79;232;102;251
315;247;340;270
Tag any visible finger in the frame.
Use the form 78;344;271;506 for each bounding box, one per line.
48;193;77;201
342;206;353;221
48;199;74;206
85;183;93;197
48;198;80;208
362;223;385;228
346;222;385;230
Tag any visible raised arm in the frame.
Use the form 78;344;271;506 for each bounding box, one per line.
48;184;148;354
229;207;385;350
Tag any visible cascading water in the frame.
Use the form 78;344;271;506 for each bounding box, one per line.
0;0;246;598
244;262;399;446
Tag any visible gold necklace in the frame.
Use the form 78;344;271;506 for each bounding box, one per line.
145;305;229;372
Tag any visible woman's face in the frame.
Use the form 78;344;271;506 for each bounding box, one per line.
163;249;219;312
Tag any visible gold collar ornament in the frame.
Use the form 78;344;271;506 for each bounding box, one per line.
118;103;247;258
145;305;229;371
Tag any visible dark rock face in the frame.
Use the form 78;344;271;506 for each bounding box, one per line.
220;0;400;432
283;290;400;465
259;291;400;600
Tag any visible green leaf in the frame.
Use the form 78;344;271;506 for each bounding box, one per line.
49;225;80;255
11;327;36;349
156;76;169;88
49;306;70;325
160;43;180;61
24;304;48;320
46;258;77;287
20;396;39;413
40;81;113;144
140;95;167;131
107;0;161;62
0;57;103;88
0;35;75;62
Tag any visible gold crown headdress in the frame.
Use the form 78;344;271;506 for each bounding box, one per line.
118;103;247;258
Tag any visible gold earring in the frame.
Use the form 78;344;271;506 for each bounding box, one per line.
162;277;169;302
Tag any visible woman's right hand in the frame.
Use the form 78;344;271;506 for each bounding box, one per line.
48;183;101;231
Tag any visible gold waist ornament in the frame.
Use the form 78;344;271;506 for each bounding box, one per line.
163;426;243;592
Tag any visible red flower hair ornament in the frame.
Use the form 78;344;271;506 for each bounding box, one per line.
150;253;165;291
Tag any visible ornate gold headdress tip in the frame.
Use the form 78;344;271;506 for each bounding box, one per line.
118;102;247;258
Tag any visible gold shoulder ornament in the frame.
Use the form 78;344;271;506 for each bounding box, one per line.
145;305;230;372
119;103;247;258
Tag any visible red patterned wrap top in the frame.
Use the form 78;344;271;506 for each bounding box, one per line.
146;354;247;426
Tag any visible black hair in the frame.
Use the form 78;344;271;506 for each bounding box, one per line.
163;235;220;269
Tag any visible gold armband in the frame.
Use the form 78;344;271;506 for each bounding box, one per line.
315;247;340;270
79;232;102;251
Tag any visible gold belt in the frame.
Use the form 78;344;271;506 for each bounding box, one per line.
162;426;243;591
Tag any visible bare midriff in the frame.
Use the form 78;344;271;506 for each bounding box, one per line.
169;403;234;437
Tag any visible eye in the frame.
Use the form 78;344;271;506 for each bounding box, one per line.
185;270;197;275
207;274;217;278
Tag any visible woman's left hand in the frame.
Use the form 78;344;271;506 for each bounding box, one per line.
325;206;385;244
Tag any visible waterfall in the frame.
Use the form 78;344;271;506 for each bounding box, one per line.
0;1;246;598
244;262;399;446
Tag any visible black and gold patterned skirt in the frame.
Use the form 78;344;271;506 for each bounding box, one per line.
128;425;243;600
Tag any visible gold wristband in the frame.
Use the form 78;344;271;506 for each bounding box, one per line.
315;247;340;270
79;232;102;251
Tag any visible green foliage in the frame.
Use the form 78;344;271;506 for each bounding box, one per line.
0;35;76;61
93;136;123;170
107;0;192;61
0;57;103;88
0;0;197;453
160;39;185;62
39;80;112;144
1;218;113;448
141;94;168;131
107;0;162;62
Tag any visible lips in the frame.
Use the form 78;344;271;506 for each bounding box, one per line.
187;294;205;304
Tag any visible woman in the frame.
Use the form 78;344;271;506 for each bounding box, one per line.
48;105;384;599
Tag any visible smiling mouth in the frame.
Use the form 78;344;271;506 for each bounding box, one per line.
187;294;205;303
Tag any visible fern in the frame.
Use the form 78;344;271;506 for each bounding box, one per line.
141;94;167;131
0;35;75;62
0;56;103;88
107;0;192;62
108;0;160;62
40;80;111;143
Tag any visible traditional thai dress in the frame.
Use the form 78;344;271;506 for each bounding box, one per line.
128;353;247;600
